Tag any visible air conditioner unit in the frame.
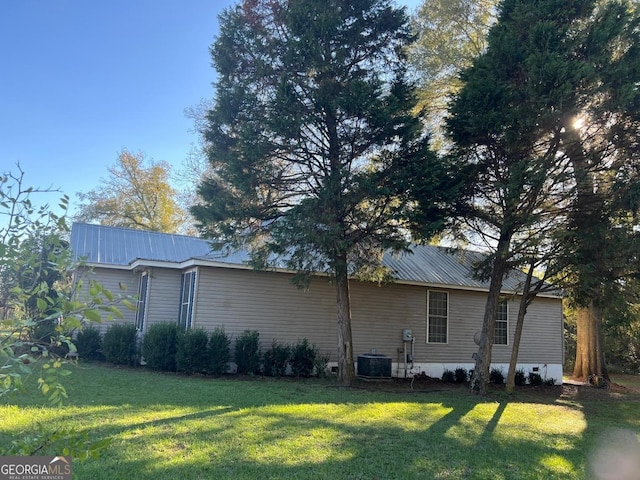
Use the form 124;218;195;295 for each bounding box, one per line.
357;354;391;378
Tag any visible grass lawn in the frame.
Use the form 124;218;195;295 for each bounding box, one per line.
1;364;639;480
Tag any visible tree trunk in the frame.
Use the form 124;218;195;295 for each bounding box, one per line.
335;255;355;386
506;264;534;394
471;244;509;394
572;302;609;382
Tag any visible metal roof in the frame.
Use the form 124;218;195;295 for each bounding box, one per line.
70;223;215;265
70;222;555;295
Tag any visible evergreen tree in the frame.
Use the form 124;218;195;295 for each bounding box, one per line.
447;0;640;391
193;0;457;385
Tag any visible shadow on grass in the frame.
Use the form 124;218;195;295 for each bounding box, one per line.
6;363;640;479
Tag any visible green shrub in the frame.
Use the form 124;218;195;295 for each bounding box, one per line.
263;341;292;377
74;326;103;360
291;338;317;378
235;330;261;375
442;369;455;382
514;368;527;386
454;367;468;383
142;323;180;371
528;371;543;386
103;324;138;366
177;329;209;375
490;367;505;384
208;327;231;376
544;377;557;386
313;352;331;378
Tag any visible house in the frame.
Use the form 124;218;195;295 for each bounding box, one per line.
70;222;564;382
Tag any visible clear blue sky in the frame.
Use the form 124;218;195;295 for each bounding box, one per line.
1;0;422;213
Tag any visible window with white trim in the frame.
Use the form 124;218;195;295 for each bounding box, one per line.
427;290;448;343
494;298;508;345
178;270;196;330
135;272;149;331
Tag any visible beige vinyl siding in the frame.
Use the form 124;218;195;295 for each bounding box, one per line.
513;296;563;364
82;263;563;367
349;281;427;362
143;268;182;330
74;267;139;333
195;267;338;356
193;266;563;366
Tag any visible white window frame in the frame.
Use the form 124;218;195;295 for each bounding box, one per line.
494;298;509;345
135;272;150;332
427;290;449;344
178;269;197;330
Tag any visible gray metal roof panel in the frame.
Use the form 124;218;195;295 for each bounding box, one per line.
381;246;531;292
71;223;214;265
70;223;548;294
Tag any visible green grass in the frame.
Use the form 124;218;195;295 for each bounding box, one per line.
2;364;640;479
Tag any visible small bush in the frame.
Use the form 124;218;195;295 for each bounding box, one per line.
514;369;527;386
103;323;138;366
235;330;261;375
442;369;455;382
291;338;317;378
314;352;331;378
528;371;543;386
208;327;230;376
454;367;468;383
263;341;292;377
544;378;557;386
74;326;103;360
142;323;180;371
177;329;209;375
490;367;505;384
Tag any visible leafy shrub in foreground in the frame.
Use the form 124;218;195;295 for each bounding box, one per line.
103;323;138;366
263;341;292;377
528;371;543;386
291;338;318;378
142;322;180;371
490;367;505;384
442;369;455;382
235;330;261;375
208;326;230;376
314;351;331;378
514;369;527;386
75;326;103;360
454;367;468;383
177;328;209;375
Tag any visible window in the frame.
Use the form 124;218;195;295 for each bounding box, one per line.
135;273;149;331
427;290;448;343
178;270;197;330
494;298;508;345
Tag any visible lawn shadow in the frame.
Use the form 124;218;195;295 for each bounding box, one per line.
9;363;640;479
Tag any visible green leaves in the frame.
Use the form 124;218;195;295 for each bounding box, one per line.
1;168;136;410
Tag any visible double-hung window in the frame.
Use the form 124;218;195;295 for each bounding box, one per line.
494;298;508;345
135;272;149;331
178;270;197;330
427;290;448;343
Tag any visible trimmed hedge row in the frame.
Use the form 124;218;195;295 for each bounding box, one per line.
75;324;325;378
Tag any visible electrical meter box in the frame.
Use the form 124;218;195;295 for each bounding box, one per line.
402;329;413;341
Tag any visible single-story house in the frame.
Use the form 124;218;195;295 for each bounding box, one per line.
70;222;564;382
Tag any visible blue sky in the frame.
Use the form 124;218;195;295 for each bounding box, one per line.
1;0;422;213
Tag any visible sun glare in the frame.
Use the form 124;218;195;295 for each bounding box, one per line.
572;115;586;131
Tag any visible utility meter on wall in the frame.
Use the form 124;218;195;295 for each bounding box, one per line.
402;329;413;342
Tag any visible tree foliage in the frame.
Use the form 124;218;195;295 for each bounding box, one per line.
445;0;640;390
193;0;460;385
0;166;129;457
75;149;186;233
409;0;497;146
